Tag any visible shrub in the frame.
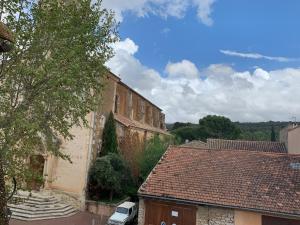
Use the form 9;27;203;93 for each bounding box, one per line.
88;153;133;201
138;135;169;183
100;112;118;156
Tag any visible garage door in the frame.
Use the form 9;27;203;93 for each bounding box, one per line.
144;200;196;225
262;216;300;225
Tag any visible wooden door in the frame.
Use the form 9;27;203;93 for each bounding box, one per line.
144;200;196;225
27;155;45;190
262;216;300;225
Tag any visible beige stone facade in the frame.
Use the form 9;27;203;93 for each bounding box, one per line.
280;124;300;154
138;198;297;225
39;72;168;208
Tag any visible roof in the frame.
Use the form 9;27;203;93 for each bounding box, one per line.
139;146;300;218
207;138;287;153
0;22;13;42
114;113;169;136
117;201;136;209
180;140;207;148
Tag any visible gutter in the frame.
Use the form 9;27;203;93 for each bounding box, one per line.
139;193;300;220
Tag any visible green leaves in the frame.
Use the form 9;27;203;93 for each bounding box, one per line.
0;0;118;182
88;153;133;201
100;112;118;156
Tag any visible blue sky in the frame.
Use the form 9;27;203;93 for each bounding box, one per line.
103;0;300;123
119;0;300;72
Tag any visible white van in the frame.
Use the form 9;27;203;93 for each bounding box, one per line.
107;202;137;225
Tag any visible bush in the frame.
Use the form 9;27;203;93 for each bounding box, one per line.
88;153;133;201
138;135;169;182
100;112;118;156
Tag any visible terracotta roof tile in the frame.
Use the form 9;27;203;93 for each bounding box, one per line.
139;146;300;217
180;140;207;148
207;138;287;153
114;113;169;135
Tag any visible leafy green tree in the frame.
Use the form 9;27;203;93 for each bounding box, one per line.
0;1;118;224
139;135;169;182
271;126;276;142
100;112;118;156
88;153;133;201
199;115;241;140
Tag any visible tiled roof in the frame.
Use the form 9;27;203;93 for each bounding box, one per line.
139;146;300;218
207;138;287;153
180;140;207;148
114;114;169;135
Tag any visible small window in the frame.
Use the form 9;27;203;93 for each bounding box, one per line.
114;95;119;113
129;208;132;215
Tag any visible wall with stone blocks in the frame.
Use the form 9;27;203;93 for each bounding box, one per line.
197;206;234;225
138;199;145;225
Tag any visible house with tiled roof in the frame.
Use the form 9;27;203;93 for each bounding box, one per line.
138;146;300;225
206;138;287;153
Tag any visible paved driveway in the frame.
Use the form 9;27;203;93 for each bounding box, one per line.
10;212;108;225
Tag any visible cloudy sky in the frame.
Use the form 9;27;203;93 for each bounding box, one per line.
103;0;300;123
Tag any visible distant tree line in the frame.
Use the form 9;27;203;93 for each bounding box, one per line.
169;115;290;143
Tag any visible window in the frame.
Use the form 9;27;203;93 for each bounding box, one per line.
116;207;128;214
114;95;119;113
129;208;132;215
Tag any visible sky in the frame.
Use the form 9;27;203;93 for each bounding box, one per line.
102;0;300;123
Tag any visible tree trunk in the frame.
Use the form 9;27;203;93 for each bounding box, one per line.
109;190;113;202
0;155;9;225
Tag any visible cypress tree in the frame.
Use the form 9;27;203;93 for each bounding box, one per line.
271;126;276;142
100;112;118;156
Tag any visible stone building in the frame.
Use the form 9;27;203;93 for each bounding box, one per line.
280;124;300;154
30;71;168;207
138;146;300;225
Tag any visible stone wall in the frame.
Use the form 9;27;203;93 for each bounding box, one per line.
197;206;234;225
138;199;145;225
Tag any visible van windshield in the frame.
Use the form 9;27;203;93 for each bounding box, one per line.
116;207;128;214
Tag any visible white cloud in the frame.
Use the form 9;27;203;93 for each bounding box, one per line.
102;0;215;26
165;60;200;79
220;49;298;62
107;38;300;123
193;0;215;26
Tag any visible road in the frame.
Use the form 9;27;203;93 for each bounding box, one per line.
10;212;108;225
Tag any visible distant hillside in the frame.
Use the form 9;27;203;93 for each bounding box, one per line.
235;121;290;141
168;121;293;142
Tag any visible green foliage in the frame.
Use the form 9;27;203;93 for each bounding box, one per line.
170;120;290;142
171;115;241;143
138;135;169;182
236;121;289;141
0;1;118;223
100;112;118;156
88;153;133;201
0;0;118;184
271;126;276;142
199;115;241;139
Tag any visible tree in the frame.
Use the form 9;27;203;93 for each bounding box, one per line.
271;126;276;142
199;115;241;140
139;135;169;182
100;112;118;156
0;1;118;224
88;153;133;201
119;131;142;182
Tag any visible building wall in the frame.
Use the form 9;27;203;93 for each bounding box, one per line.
287;127;300;154
196;206;234;225
235;210;261;225
138;199;145;225
45;113;94;207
